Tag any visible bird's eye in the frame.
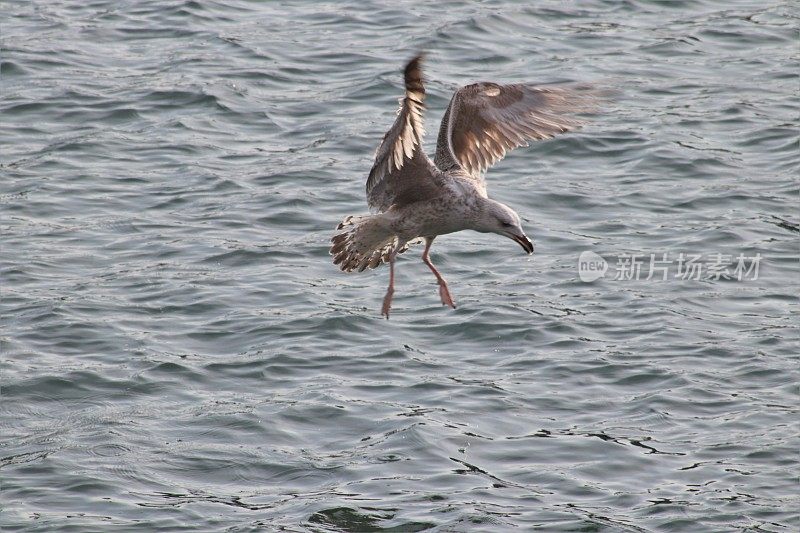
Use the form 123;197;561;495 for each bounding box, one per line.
501;221;513;228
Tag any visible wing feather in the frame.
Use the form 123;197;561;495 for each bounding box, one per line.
365;54;439;212
434;82;597;182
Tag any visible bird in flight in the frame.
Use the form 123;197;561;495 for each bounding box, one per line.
331;54;595;318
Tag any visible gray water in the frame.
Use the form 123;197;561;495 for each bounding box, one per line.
2;1;799;531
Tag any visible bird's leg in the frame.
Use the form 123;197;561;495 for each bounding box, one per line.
381;247;398;319
422;237;456;309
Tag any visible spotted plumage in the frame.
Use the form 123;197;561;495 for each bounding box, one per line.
331;54;597;317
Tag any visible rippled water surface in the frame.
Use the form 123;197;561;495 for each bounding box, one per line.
2;1;799;531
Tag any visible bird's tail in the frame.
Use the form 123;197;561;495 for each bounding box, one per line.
330;214;413;272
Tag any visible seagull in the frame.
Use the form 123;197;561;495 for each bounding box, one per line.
331;54;595;318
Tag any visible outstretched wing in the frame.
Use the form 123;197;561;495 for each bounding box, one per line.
434;82;596;181
366;54;440;212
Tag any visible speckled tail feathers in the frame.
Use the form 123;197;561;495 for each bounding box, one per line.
330;214;411;272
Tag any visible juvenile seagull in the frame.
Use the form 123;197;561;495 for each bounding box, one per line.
331;54;594;318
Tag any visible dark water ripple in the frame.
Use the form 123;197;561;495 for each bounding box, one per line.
2;0;798;531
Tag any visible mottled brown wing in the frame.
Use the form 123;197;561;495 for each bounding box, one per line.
434;82;595;181
365;54;440;212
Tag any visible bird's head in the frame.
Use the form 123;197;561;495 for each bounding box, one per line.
473;199;534;254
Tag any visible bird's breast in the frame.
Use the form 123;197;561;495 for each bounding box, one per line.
392;195;477;239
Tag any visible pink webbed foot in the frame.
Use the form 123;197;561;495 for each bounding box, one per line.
439;282;456;309
381;287;394;319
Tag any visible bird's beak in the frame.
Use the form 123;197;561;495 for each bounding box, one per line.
509;233;534;254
